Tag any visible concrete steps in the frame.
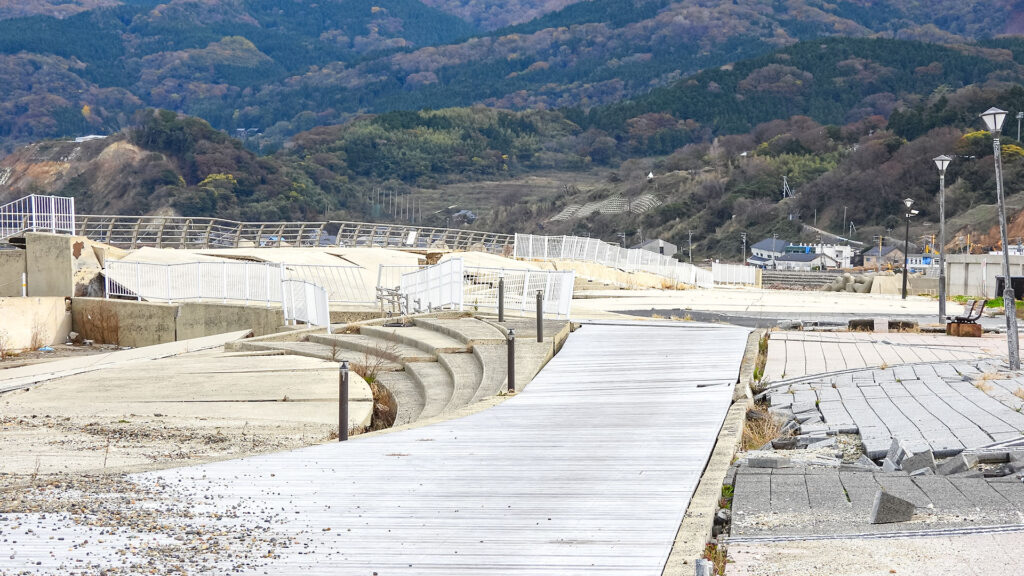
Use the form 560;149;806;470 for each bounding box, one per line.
414;317;507;346
360;325;470;355
375;371;425;425
472;344;509;402
308;333;436;363
439;352;484;411
405;362;454;419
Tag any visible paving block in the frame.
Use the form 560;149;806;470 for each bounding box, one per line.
949;470;984;479
796;412;822;424
857;455;880;469
881;458;899;473
901;449;936;473
870;490;916;524
909;467;935;476
886;438;908;466
769;407;795;420
800;423;829;435
772;437;798;450
791;401;816;414
780;420;800;435
747;456;791;469
795;434;828;447
808;437;837;450
937;453;978;475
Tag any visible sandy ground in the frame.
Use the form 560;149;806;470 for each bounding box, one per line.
727;531;1024;575
0;349;372;479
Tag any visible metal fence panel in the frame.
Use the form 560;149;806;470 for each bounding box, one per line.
514;233;713;289
712;262;757;286
400;258;464;313
282;279;331;332
1;194;75;240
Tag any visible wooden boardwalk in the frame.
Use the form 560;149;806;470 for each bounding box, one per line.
2;321;750;575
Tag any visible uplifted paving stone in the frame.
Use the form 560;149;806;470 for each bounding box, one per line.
748;456;791;469
871;490;915;524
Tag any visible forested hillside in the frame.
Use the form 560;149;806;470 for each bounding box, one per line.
0;0;1020;154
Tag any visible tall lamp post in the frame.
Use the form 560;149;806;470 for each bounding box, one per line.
934;155;951;323
981;107;1020;369
901;198;918;300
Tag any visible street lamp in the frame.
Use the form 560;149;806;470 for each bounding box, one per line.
901;197;918;300
934;154;951;323
980;107;1020;369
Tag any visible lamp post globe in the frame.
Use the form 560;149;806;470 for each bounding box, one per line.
901;198;914;300
979;107;1019;370
934;155;951;323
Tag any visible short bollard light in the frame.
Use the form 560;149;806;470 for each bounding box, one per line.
535;290;544;342
506;328;516;394
339;360;349;442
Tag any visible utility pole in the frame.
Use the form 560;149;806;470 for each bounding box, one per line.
688;230;693;264
842;206;847;243
1017;111;1023;142
771;233;778;270
741;232;748;263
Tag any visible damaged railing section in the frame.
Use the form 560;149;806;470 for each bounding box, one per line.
513;233;713;288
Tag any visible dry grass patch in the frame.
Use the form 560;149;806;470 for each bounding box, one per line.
974;381;994;394
1013;387;1024;401
741;405;784;452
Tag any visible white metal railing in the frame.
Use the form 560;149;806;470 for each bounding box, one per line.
513;233;713;288
0;195;75;240
400;258;464;313
712;262;758;286
463;266;575;318
377;264;426;292
104;261;373;305
282;279;332;332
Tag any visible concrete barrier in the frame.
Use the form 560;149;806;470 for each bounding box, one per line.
0;251;26;297
70;298;287;347
24;232;122;298
0;297;72;351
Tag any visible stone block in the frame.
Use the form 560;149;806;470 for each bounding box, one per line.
800;423;829;435
747;456;790;469
870;490;916;524
886;438;907;465
958;323;983;337
983;463;1017;478
909;467;934;476
780;420;800;435
772;437;798;450
769;407;795;421
790;401;817;415
937;453;978;476
881;458;899;473
808;437;837;450
949;470;984;478
796;412;822;424
795;434;828;447
901;449;936;473
857;455;880;469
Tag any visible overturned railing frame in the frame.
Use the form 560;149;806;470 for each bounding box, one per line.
1;195;76;241
74;214;513;253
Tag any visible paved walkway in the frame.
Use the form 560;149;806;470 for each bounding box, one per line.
1;321;750;575
762;331;1018;381
767;361;1024;458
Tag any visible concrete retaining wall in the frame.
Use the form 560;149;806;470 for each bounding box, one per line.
0;251;27;297
947;254;1024;298
0;297;72;351
24;232;118;298
71;298;286;347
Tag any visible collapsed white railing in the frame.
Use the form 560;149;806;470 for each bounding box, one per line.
400;258;464;313
463;266;575;318
282;279;332;332
712;262;758;286
104;261;372;305
513;233;713;288
0;195;76;240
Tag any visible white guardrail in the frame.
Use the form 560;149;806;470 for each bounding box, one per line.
0;194;75;241
463;266;574;318
400;258;465;313
513;233;713;288
712;262;758;286
282;279;331;332
104;261;373;304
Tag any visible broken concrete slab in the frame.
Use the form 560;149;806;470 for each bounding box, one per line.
901;449;936;473
886;438;908;466
870;490;916;524
747;456;791;469
772;437;798;450
937;453;978;476
808;437;837;450
881;458;899;473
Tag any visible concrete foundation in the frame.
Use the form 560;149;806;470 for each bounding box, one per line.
70;298;287;348
0;251;27;297
0;297;72;350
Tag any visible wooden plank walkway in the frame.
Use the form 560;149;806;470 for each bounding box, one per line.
2;321;750;575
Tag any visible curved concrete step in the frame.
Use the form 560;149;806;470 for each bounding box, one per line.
404;362;454;419
375;371;425;426
308;333;435;363
471;344;509;402
360;325;469;355
438;352;484;411
246;341;404;370
413;318;507;346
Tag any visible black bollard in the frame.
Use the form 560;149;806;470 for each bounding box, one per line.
536;290;544;343
506;328;516;393
498;277;505;322
339;360;349;442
